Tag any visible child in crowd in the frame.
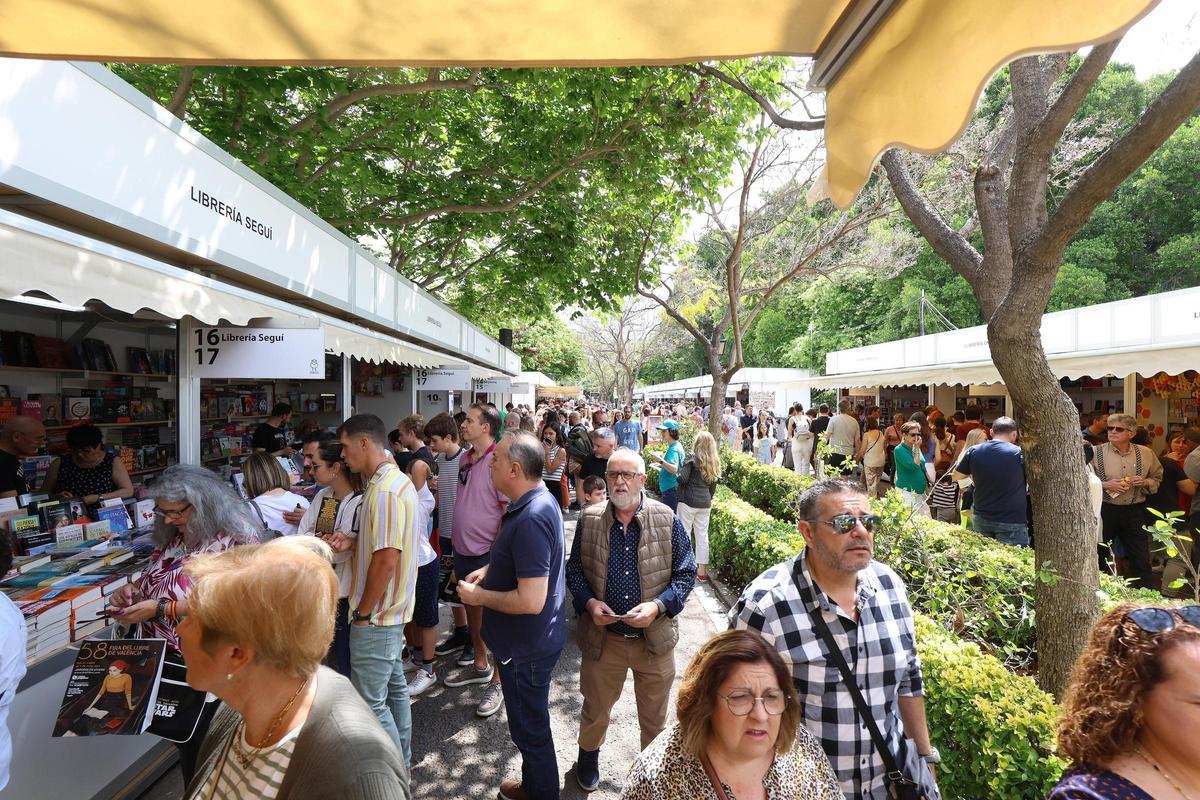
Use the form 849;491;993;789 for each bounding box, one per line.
582;475;607;507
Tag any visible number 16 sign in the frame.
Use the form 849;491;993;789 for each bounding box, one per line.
191;326;326;379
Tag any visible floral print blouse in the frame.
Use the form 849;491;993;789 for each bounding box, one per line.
137;531;238;649
620;722;845;800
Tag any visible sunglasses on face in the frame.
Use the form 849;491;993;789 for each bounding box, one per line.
1106;426;1130;433
1125;605;1200;633
808;513;881;534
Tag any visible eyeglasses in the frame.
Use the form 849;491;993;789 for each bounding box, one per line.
808;513;881;533
907;433;923;439
1126;605;1200;633
1106;426;1130;433
720;690;788;716
153;503;192;520
605;470;641;483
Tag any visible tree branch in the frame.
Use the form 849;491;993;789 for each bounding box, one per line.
881;150;983;278
166;66;194;120
364;144;623;227
289;69;483;134
689;64;825;131
1038;47;1200;262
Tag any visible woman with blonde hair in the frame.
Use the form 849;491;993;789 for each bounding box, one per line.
181;536;410;799
1048;602;1200;799
242;452;310;537
621;630;841;800
677;431;722;582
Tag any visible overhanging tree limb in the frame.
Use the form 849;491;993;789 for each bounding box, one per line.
1038;47;1200;261
688;64;825;131
881;150;983;278
166;66;194;119
290;68;483;133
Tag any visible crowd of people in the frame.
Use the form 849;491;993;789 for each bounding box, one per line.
1;391;1195;800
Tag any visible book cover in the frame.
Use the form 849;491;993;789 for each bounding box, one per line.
84;520;111;540
95;504;133;533
133;499;156;528
64;397;92;422
19;399;42;421
18;596;72;628
12;553;51;573
10;515;40;534
21;584;104;608
54;523;85;545
52;639;166;736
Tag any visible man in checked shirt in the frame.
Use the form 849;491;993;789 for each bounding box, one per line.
731;478;940;799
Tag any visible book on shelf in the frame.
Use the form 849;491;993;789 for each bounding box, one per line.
53;639;166;736
64;396;91;422
72;617;110;642
11;552;51;574
19;596;72;629
133;499;156;528
31;336;78;370
37;499;73;531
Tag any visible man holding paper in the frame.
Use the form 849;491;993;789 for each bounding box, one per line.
564;447;697;792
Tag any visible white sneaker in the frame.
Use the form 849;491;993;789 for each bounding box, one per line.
408;669;438;697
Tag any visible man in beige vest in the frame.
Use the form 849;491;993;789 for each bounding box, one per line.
564;447;697;792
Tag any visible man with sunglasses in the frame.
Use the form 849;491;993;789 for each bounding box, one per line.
731;478;939;800
1094;412;1163;589
565;447;697;792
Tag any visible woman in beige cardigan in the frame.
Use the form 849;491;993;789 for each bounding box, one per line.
179;536;410;800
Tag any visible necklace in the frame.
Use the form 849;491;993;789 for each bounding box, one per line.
1137;747;1197;800
232;676;311;769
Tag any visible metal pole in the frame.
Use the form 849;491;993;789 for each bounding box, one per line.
919;288;926;336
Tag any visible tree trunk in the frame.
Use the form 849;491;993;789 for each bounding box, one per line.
987;313;1100;700
708;372;729;438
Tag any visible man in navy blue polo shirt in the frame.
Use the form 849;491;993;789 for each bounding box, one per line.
457;431;567;800
956;416;1029;546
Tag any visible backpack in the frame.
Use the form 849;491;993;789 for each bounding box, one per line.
566;425;593;463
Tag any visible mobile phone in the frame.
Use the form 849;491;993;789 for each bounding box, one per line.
601;610;632;618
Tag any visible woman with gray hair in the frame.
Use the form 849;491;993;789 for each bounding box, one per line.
109;464;259;783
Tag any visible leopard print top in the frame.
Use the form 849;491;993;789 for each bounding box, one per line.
620;722;845;800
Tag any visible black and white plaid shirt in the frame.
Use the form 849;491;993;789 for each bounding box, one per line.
730;551;925;800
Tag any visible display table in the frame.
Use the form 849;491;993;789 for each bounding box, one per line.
1;632;176;800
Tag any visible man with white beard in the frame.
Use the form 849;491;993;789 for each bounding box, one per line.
564;447;697;792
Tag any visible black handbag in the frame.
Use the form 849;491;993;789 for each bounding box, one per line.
123;624;214;742
795;571;940;800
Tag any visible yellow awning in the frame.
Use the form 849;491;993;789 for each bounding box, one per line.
0;0;1159;207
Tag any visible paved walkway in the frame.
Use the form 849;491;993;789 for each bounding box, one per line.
138;512;728;800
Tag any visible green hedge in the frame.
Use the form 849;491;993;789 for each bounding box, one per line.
704;485;1064;798
716;449;1159;670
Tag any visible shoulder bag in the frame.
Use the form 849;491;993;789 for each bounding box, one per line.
120;623;214;743
792;569;939;800
249;499;283;540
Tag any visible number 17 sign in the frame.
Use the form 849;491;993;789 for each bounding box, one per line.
191;326;326;379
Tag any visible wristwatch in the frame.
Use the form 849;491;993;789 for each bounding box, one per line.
653;598;667;618
920;746;941;765
154;597;169;621
351;608;372;623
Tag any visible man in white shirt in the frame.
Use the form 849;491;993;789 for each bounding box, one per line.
0;534;27;792
824;400;861;475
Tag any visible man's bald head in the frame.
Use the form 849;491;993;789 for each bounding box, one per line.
2;416;46;456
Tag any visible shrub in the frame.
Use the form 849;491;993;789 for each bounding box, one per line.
915;614;1067;799
708;486;804;585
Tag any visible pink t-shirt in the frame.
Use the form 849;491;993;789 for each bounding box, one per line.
450;443;508;556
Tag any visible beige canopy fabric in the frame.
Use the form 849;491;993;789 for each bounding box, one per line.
0;0;1158;208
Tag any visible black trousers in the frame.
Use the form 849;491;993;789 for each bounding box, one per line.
1100;502;1152;589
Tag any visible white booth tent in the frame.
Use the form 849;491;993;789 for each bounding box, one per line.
511;370;557;408
634;368;812;415
798;286;1200;422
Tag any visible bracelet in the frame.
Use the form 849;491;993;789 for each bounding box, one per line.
154;597;169;621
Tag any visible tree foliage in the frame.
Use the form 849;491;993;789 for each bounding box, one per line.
512;317;583;384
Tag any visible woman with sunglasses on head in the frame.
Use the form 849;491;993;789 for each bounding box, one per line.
1094;413;1164;589
621;630;842;800
1049;602;1200;800
108;464;260;785
894;421;930;516
296;439;363;678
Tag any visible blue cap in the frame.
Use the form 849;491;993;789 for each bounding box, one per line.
661;420;679;431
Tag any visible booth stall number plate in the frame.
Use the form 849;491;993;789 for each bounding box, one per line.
475;377;512;393
192;327;325;379
413;367;470;390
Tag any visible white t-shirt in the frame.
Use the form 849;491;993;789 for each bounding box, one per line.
296;486;361;598
0;593;27;792
416;483;437;567
251;490;310;537
721;414;740;448
825;413;860;456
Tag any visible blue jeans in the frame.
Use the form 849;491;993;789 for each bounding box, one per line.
498;651;562;800
659;487;678;512
971;514;1030;547
350;623;412;765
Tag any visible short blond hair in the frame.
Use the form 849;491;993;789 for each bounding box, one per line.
184;537;337;677
241;452;292;497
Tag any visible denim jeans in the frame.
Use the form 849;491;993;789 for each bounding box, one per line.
350;623;412;765
971;514;1030;547
659;487;678;512
498;651;563;800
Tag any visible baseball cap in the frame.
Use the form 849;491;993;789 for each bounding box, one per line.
661;420;679;431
